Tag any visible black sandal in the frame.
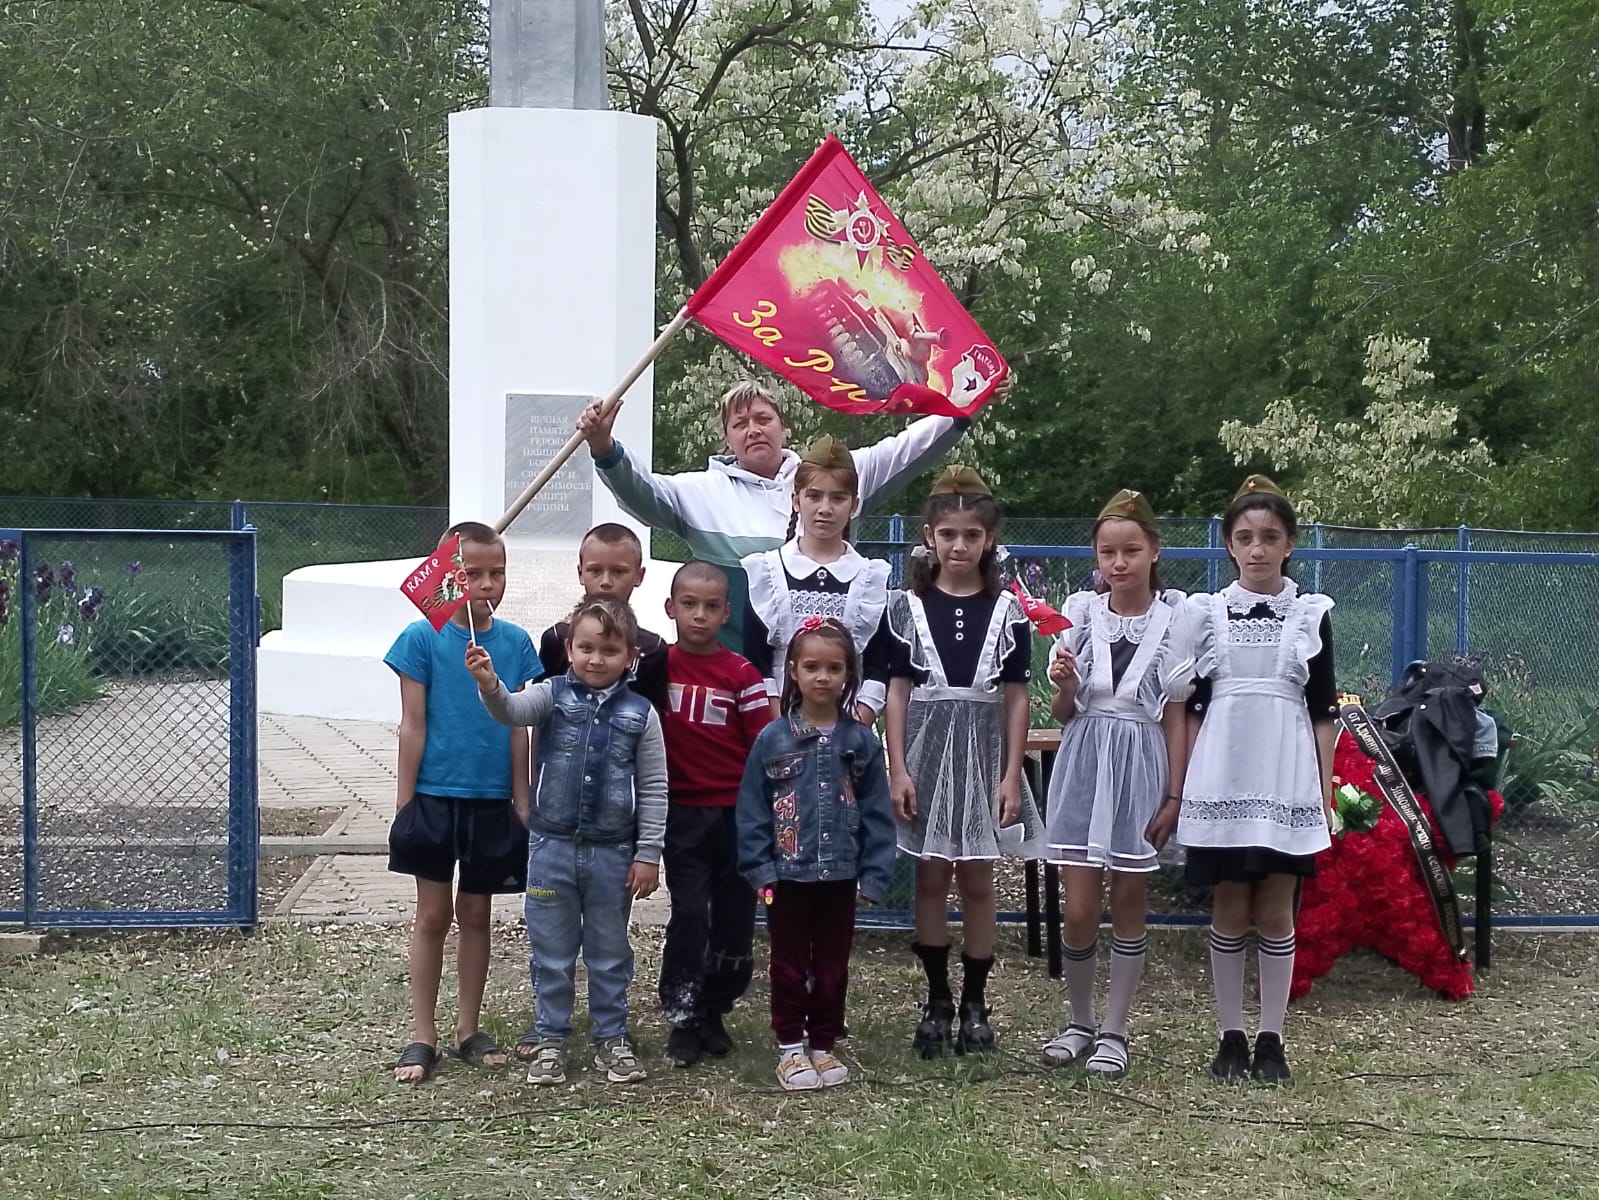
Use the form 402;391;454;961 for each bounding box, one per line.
451;1031;507;1067
511;1024;542;1062
394;1041;439;1083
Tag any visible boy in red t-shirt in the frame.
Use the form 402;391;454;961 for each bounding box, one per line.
658;561;775;1067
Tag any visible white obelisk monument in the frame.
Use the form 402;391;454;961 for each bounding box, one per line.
260;1;665;721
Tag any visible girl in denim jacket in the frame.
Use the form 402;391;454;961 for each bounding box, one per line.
736;618;896;1091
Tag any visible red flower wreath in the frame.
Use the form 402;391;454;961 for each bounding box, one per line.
1293;731;1505;1000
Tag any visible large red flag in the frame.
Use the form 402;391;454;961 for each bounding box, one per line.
687;136;1008;418
399;534;471;632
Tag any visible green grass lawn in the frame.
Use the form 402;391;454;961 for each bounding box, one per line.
2;924;1597;1198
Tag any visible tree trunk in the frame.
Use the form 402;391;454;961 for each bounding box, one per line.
1445;0;1486;170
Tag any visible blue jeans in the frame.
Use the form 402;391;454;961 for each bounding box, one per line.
525;833;635;1043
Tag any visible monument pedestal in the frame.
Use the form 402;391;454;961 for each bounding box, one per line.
260;107;666;723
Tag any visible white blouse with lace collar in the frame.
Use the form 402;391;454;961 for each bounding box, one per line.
779;542;869;584
1223;577;1298;620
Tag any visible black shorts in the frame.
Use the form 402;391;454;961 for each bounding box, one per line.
388;793;528;895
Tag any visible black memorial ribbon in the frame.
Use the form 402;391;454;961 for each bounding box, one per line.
1339;702;1467;959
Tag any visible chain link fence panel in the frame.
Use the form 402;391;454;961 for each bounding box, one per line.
1432;551;1599;920
0;544;19;918
0;529;257;926
242;502;448;631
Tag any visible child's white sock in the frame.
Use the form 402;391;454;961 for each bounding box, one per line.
1100;933;1147;1038
1062;938;1099;1029
1209;926;1248;1033
1256;932;1296;1037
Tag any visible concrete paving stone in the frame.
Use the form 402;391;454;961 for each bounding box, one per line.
0;932;44;956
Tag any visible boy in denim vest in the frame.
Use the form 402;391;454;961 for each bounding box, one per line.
469;594;667;1085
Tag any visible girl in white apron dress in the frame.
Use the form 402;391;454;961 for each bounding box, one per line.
1040;489;1192;1080
1175;475;1338;1086
742;436;894;722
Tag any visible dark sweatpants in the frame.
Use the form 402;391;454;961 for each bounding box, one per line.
766;879;857;1052
658;805;756;1026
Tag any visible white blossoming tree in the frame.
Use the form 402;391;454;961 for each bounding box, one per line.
1219;337;1493;525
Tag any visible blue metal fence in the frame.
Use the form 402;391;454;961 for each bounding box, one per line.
853;532;1599;929
858;527;1599;734
0;526;259;928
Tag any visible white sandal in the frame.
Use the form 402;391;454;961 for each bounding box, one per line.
1042;1023;1097;1067
776;1049;821;1091
1085;1032;1129;1080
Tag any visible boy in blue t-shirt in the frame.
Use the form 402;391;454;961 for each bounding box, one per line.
385;521;542;1083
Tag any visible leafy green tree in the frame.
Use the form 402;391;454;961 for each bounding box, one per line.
0;1;483;501
1005;0;1545;524
613;0;1220;479
1325;0;1599;526
5;0;1593;535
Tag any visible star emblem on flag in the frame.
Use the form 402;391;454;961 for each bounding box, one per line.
834;192;887;265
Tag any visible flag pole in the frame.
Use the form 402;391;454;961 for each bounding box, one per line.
494;305;692;535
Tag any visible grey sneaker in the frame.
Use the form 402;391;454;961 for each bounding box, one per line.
524;1041;567;1086
594;1035;647;1083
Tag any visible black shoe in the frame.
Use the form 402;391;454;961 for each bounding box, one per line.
912;998;955;1059
664;1023;703;1068
699;1012;734;1057
1209;1029;1251;1083
954;1001;996;1056
1250;1032;1292;1085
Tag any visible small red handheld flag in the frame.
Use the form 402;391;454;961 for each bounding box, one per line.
1011;580;1072;637
687;136;1008;418
399;535;472;633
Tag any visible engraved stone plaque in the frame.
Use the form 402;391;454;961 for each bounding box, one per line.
502;393;591;539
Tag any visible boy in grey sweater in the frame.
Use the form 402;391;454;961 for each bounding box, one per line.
468;594;667;1086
